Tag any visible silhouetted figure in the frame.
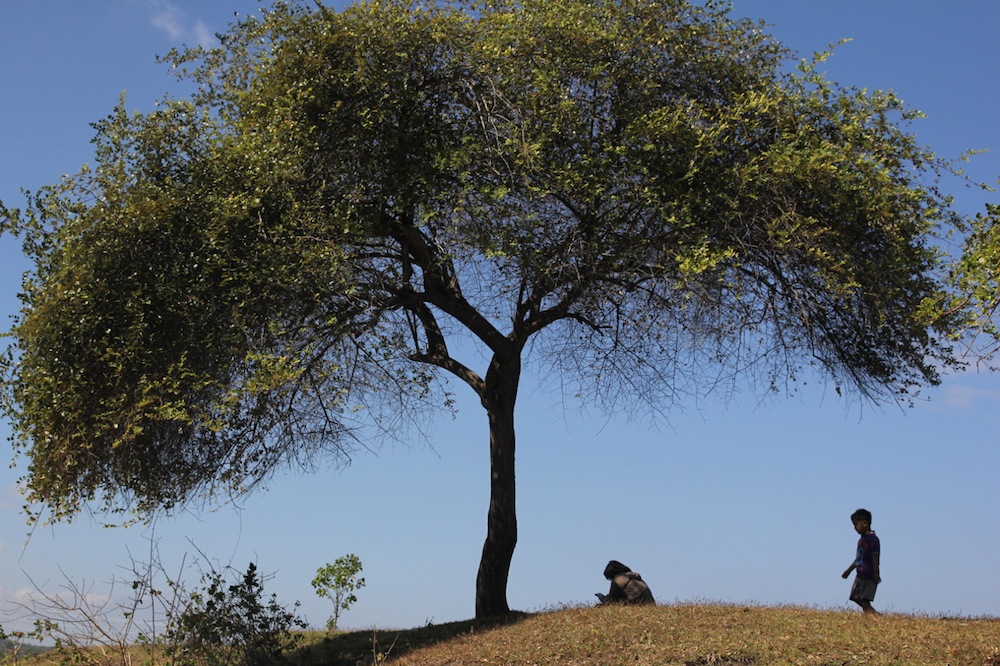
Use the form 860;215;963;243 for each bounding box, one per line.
841;508;881;614
596;560;655;605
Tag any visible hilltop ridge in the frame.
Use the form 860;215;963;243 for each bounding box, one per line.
298;603;1000;666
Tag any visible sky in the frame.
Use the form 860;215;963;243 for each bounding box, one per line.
0;0;998;639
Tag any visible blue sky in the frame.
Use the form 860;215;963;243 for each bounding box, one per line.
0;1;998;636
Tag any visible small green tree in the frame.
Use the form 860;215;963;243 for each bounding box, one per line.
311;555;365;631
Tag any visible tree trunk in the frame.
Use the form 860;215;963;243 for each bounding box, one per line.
475;354;520;619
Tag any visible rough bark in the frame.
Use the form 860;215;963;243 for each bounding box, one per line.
475;353;520;619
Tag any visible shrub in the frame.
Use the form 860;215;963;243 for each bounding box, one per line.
165;562;305;666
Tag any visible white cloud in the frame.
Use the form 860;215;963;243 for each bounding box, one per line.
192;19;215;48
0;482;24;511
12;586;34;602
940;382;1000;411
149;1;219;48
150;1;184;39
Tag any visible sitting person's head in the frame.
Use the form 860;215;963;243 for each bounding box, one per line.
604;560;631;580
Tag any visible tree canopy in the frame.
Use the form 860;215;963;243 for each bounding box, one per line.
952;203;1000;360
0;0;986;618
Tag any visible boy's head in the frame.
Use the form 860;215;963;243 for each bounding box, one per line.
851;508;872;533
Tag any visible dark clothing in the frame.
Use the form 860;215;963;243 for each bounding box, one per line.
850;576;878;604
854;531;881;580
606;572;655;605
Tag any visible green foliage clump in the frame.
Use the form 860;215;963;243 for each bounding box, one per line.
952;202;1000;361
165;562;306;666
0;623;49;663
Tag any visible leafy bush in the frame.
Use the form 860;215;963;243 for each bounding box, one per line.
165;562;305;666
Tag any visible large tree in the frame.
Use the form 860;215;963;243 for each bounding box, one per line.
0;0;972;618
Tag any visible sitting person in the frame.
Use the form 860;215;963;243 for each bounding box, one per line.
596;560;656;605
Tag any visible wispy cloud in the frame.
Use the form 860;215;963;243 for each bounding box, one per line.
939;382;1000;412
0;481;23;511
149;1;219;48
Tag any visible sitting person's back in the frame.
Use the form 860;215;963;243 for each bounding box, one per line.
597;560;656;605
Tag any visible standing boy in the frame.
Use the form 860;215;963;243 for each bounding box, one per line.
842;508;880;614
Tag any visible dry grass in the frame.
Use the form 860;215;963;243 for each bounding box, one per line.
16;603;1000;665
331;604;1000;666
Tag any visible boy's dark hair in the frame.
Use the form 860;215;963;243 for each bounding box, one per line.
851;508;872;524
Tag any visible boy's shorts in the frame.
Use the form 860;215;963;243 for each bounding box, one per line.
850;577;878;603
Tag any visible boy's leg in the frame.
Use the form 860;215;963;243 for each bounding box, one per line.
850;578;879;614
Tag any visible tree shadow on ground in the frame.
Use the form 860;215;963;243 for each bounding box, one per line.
291;612;532;665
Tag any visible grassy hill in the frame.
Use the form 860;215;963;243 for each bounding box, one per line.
15;603;1000;665
295;603;1000;666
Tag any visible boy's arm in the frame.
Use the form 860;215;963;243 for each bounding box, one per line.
841;563;856;579
872;553;880;583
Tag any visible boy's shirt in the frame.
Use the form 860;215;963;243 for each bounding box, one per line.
854;531;880;580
